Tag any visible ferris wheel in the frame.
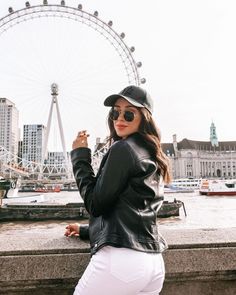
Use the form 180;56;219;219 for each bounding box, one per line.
0;0;145;179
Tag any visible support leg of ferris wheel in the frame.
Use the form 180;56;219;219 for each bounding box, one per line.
41;83;69;179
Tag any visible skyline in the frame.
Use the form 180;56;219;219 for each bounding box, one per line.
0;0;236;152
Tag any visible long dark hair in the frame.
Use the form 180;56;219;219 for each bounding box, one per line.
107;107;172;183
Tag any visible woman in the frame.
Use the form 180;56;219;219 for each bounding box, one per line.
65;85;171;295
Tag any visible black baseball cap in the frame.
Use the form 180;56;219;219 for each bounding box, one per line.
104;85;154;114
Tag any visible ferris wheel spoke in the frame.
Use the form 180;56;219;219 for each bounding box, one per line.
0;2;144;179
64;57;126;86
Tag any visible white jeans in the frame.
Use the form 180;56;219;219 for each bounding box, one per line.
73;246;165;295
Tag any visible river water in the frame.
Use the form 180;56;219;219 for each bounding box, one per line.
5;190;236;229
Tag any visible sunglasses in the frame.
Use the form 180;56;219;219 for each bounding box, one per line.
109;109;137;122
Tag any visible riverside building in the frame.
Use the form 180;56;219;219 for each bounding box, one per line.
47;151;70;167
162;123;236;179
0;98;19;159
22;124;46;164
94;123;236;180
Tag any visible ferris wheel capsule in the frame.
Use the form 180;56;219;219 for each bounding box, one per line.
0;1;144;178
51;83;58;95
140;78;146;84
10;180;16;189
0;3;142;87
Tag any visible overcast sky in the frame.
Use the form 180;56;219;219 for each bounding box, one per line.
0;0;236;152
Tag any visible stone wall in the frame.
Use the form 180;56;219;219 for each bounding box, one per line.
0;221;235;295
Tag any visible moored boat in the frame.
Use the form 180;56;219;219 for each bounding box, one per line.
199;179;210;195
164;184;194;194
170;178;202;190
199;179;236;196
157;199;186;218
0;177;17;198
0;202;89;221
34;186;61;193
19;184;61;193
0;199;186;221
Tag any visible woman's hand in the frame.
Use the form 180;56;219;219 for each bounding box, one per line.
64;223;80;237
72;130;90;149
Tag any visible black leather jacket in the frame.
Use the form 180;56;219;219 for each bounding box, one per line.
71;133;168;255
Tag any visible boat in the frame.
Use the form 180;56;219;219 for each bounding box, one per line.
4;194;45;204
199;179;236;196
0;200;186;221
164;184;194;194
18;183;62;193
0;177;17;198
18;186;36;193
170;178;202;190
199;179;210;195
0;202;89;221
61;183;79;191
157;199;186;218
34;186;61;193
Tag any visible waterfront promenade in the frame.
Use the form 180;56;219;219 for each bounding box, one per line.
0;220;235;295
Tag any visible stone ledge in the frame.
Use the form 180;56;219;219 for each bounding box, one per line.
0;222;236;295
1;221;236;254
164;247;236;273
0;249;235;282
0;279;76;295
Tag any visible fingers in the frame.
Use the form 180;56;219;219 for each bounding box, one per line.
64;229;78;237
78;130;87;137
64;223;80;237
78;130;90;141
68;231;79;237
72;130;90;149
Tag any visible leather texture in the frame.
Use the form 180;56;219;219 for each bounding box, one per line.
71;133;168;255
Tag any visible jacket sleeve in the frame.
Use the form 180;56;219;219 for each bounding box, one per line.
79;224;89;240
70;142;135;217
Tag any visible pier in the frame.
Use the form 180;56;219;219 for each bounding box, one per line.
0;221;235;295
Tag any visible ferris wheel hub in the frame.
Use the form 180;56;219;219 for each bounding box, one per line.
0;2;144;180
51;83;58;95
